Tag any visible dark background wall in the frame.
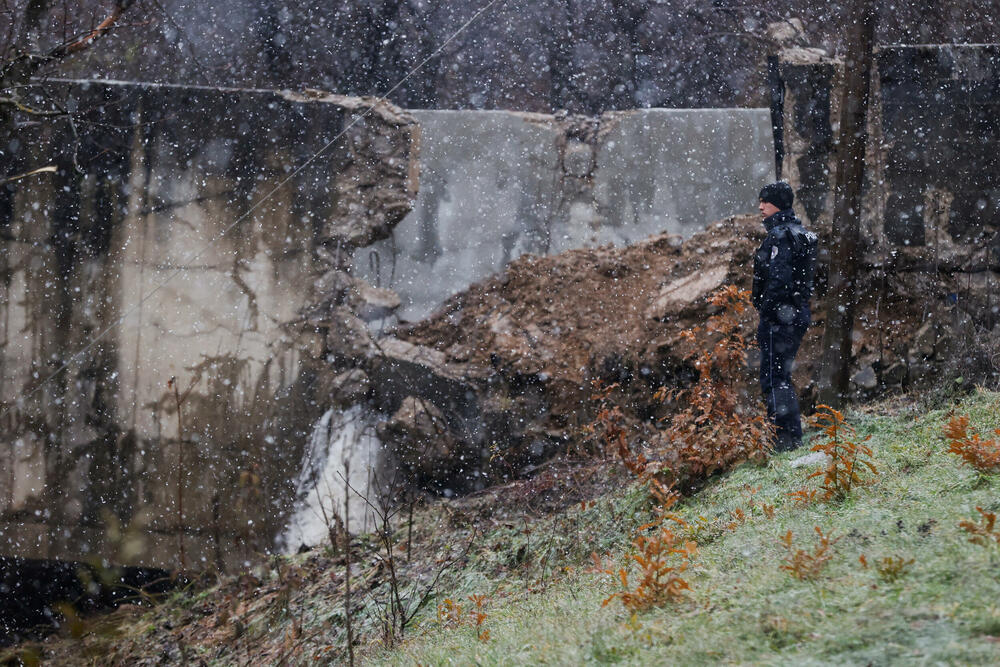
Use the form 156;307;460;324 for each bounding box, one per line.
14;0;1000;114
775;44;1000;250
879;45;1000;247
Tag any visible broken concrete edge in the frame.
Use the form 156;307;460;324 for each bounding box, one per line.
45;78;416;124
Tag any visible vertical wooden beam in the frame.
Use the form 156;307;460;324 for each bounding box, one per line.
817;0;877;407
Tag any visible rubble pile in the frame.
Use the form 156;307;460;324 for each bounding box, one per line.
315;212;997;493
382;215;773;484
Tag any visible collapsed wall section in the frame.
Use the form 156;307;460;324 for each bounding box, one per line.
0;81;418;569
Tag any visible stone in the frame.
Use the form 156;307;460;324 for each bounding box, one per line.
790;452;831;468
354;283;401;322
911;320;938;359
645;261;731;321
369;338;477;428
312;269;356;307
312;269;400;321
882;362;908;386
326;307;375;362
376;396;454;480
766;19;806;46
328;369;370;406
851;364;878;391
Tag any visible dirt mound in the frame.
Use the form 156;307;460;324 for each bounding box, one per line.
393;215;770;457
380;210;985;482
403;214;760;366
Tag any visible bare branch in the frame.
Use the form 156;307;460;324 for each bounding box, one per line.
2;1;138;87
0;94;65;115
51;0;137;59
1;164;57;185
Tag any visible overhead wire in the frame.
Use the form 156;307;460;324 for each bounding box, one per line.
9;0;504;413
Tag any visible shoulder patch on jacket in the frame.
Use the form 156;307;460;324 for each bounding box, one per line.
771;245;779;260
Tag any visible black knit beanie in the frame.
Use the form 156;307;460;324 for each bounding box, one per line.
759;182;794;211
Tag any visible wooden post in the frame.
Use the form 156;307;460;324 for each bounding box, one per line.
817;0;877;407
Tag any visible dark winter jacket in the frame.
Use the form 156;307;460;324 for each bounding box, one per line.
752;209;818;325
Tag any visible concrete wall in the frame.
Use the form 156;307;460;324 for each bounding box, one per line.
0;81;417;570
357;108;775;321
1;81;773;569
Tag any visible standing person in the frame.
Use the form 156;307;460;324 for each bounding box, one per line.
752;182;818;452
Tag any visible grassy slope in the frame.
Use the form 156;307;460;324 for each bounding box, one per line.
371;390;1000;666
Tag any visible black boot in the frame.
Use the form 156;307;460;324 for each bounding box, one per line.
775;432;801;453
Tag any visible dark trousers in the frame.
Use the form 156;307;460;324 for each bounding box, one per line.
758;317;807;451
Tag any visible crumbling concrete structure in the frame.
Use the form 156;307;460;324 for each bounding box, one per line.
0;81;418;569
1;79;777;568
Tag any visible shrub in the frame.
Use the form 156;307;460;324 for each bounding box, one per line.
659;286;774;480
590;490;697;612
805;405;878;501
587;381;648;477
779;527;839;580
944;415;1000;473
591;516;697;612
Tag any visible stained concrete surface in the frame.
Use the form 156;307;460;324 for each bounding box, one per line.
0;80;417;570
2;84;773;570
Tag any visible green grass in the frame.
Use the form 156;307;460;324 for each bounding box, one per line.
369;390;1000;666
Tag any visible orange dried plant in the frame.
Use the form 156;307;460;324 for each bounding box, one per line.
805;405;878;501
436;594;491;642
725;507;747;531
787;487;820;506
779;527;839;580
436;598;463;626
468;594;490;642
958;507;1000;547
587;381;648;477
659;286;774;480
590;490;696;612
874;555;915;582
944;415;1000;473
591;518;697;612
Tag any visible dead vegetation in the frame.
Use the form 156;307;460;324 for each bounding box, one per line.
779;527;840;581
944;414;1000;473
804;405;879;500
